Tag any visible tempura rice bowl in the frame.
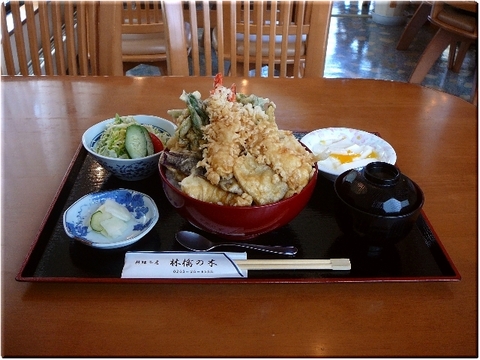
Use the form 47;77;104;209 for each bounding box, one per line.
159;162;318;240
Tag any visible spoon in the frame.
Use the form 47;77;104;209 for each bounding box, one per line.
176;231;298;256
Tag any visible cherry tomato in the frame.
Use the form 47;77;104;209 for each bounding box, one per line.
149;132;164;153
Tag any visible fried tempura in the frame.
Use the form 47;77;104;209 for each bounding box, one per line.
233;154;288;205
197;86;245;185
180;174;253;206
166;74;316;206
247;128;316;197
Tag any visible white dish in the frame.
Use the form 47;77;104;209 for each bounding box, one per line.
300;127;397;181
63;189;159;249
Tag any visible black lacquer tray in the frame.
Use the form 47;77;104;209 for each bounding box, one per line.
16;140;461;284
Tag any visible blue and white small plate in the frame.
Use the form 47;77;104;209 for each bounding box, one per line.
63;189;159;249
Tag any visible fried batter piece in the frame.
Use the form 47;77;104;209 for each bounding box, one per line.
198;95;244;185
233;154;288;205
245;118;315;197
199;85;274;186
180;174;253;206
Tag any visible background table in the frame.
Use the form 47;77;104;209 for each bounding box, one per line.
2;76;477;357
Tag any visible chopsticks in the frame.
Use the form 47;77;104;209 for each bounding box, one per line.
234;258;351;271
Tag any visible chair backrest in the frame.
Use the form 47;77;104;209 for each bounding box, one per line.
183;1;223;76
122;1;164;32
221;1;332;78
97;1;124;75
161;0;331;78
160;0;190;76
162;0;221;76
1;1;101;75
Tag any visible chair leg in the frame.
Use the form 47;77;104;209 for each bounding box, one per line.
396;2;432;50
452;40;473;73
409;29;455;83
471;67;477;105
447;40;457;69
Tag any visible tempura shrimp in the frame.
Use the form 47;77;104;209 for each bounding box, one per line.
212;73;236;101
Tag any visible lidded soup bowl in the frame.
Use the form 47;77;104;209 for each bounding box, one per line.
333;162;424;247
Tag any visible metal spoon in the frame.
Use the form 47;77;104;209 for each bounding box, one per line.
175;231;298;256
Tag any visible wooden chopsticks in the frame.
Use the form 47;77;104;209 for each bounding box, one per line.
234;258;351;271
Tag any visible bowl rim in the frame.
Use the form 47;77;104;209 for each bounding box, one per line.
82;114;176;162
300;127;397;177
159;162;318;210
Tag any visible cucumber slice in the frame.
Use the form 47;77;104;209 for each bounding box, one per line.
141;126;155;156
125;124;150;159
90;210;112;232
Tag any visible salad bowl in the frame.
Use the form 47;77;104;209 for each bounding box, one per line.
82;115;176;181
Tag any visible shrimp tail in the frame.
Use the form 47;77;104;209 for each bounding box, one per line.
228;83;237;102
212;73;236;102
211;73;223;94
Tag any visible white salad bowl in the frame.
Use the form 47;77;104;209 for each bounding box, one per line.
301;127;396;181
63;189;159;249
82;115;176;181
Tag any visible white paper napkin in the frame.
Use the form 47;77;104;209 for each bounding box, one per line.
121;251;248;279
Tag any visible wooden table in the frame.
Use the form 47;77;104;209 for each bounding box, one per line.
1;76;477;357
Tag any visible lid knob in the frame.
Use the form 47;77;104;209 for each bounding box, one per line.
364;162;400;186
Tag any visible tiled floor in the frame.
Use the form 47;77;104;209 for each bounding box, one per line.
325;1;477;101
127;1;477;101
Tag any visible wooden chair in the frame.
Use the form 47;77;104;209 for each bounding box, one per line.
121;1;168;75
218;1;332;78
409;1;477;84
1;1;101;75
161;0;332;78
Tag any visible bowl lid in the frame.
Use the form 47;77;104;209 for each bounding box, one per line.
334;162;421;216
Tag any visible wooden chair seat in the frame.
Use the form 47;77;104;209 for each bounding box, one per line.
122;33;167;55
213;29;307;58
436;5;477;33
